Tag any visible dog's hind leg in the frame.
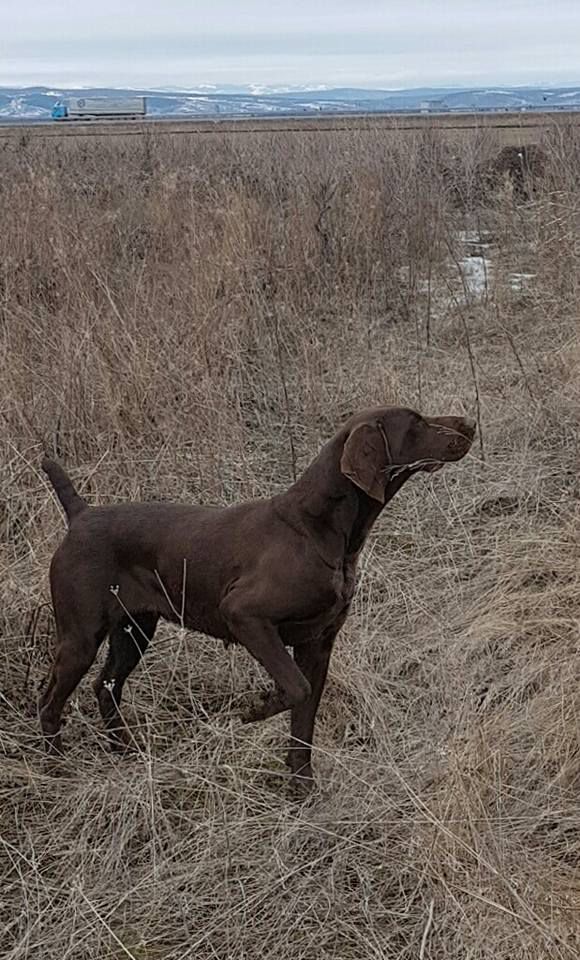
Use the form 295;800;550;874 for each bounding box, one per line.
94;613;158;751
39;619;107;756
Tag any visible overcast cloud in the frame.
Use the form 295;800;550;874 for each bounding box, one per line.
1;1;579;89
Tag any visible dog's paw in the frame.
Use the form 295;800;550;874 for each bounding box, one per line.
43;754;73;778
239;689;285;723
288;769;316;800
239;694;268;724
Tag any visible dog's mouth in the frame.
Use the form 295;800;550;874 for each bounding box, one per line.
399;459;445;475
385;458;447;478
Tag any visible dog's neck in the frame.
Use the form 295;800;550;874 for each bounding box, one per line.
345;471;409;555
275;432;411;565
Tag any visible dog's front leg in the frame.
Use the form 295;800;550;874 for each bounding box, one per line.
220;592;311;721
287;612;348;792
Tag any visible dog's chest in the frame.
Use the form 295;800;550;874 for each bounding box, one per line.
305;561;357;628
340;558;357;605
279;567;350;642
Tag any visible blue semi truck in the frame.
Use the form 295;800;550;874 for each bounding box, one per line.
52;96;147;121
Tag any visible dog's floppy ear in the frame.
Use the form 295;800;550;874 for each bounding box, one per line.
340;422;389;503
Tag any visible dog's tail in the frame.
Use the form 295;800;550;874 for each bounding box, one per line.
42;457;88;523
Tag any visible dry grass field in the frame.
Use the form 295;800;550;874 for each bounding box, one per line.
1;118;579;959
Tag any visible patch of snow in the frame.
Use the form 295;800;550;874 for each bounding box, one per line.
457;229;492;247
459;256;491;299
509;272;536;293
248;83;331;95
0;98;50;118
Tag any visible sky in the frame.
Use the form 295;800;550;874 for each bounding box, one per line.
1;1;580;90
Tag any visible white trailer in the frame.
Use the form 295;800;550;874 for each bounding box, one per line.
52;97;147;120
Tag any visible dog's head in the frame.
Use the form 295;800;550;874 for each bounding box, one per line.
340;406;476;503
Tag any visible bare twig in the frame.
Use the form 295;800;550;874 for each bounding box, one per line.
419;899;435;959
270;310;298;482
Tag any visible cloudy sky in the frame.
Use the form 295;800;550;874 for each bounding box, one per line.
1;1;579;90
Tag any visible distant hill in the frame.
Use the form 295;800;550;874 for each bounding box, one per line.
1;84;580;121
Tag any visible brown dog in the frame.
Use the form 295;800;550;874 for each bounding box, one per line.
40;406;475;789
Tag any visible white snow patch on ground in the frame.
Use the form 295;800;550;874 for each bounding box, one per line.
509;272;536;293
456;229;492;248
459;256;491;299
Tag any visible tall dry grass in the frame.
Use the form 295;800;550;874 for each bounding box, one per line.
1;120;579;959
